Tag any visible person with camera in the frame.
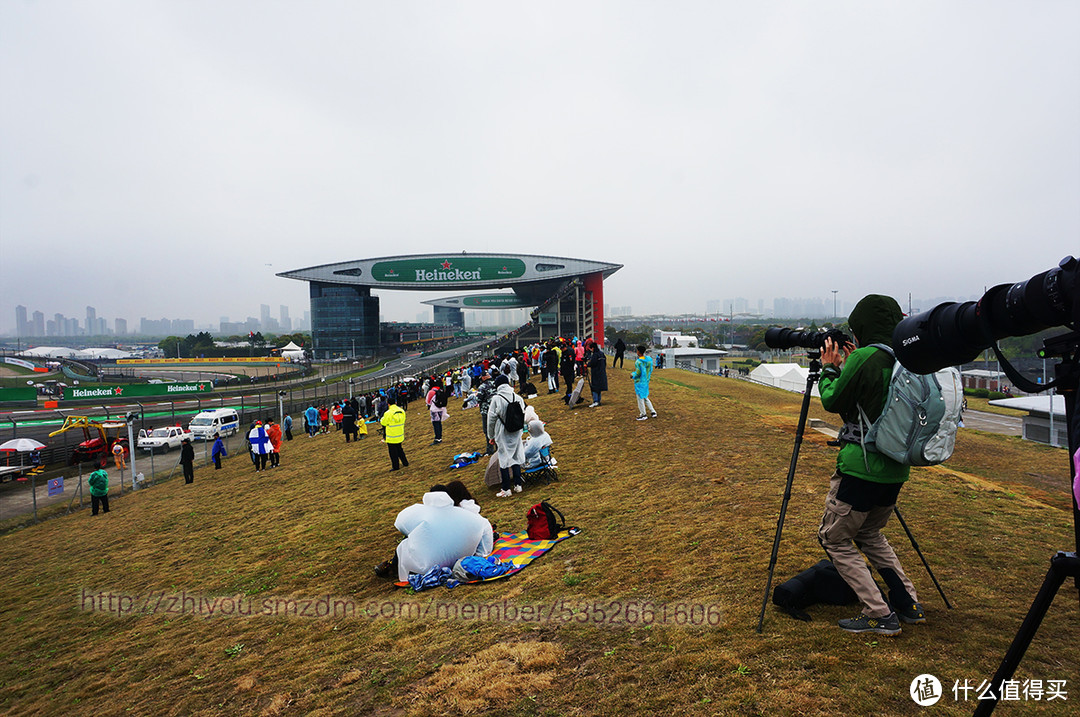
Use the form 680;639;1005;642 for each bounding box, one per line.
818;294;923;636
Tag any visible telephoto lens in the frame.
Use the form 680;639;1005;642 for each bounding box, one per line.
765;327;851;351
893;256;1076;375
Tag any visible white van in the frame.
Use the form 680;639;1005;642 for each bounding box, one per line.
188;408;241;440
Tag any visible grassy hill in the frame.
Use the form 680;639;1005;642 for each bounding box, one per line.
0;369;1075;716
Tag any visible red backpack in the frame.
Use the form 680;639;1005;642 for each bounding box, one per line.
526;501;566;540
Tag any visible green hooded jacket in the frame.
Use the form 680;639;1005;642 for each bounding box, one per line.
818;294;909;484
88;469;110;497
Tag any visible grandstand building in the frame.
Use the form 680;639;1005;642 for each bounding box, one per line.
278;253;622;359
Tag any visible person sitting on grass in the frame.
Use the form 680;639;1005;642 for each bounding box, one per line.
386;487;493;582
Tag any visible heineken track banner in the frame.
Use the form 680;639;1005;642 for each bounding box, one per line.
64;382;214;400
0;387;38;403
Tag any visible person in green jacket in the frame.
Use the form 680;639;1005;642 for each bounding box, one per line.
380;399;409;472
817;294;922;636
88;468;110;515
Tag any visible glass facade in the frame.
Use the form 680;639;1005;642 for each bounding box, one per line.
433;306;464;328
309;282;380;358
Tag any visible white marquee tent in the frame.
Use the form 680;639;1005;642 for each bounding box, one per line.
748;363;820;397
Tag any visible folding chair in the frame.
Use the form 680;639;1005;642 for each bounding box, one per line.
522;445;559;486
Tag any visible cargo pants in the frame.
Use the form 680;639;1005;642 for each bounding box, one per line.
818;472;918;618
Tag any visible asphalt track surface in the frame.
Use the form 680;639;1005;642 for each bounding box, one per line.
961;409;1023;436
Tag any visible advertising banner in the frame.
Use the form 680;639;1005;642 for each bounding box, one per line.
371;257;527;284
0;387;38;403
3;357;39;370
63;382;213;400
117;357;280;364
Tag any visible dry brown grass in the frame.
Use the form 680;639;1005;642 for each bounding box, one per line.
0;369;1075;716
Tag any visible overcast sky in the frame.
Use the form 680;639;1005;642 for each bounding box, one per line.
2;1;1077;334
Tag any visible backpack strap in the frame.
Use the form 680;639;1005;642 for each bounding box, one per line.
849;343;896;471
542;501;566;529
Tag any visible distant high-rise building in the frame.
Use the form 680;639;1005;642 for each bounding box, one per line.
115;318;127;335
706;300;721;314
54;313;65;336
279;305;291;332
15;305;28;336
260;304;271;329
172;319;195;334
85;306;97;334
31;311;44;337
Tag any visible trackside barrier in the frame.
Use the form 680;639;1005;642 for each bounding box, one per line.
0;342;509;529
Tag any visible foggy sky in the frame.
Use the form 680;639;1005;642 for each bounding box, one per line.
2;1;1077;335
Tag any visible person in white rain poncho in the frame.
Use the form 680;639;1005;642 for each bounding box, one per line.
486;375;526;498
393;490;493;582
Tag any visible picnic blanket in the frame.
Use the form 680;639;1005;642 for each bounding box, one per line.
476;529;578;581
396;528;579;590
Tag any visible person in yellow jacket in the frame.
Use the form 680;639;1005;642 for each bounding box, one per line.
380;399;410;471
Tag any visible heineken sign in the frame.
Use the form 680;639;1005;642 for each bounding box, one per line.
371;258;527;284
64;383;213;400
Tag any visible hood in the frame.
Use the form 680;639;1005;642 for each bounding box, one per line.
527;420;547;438
848;294;904;346
458;498;481;514
495;384;516;401
421;491;454;508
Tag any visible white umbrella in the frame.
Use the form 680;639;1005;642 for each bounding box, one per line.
0;438;47;452
0;438;46;469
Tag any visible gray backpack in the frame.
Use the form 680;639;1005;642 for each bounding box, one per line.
845;344;964;467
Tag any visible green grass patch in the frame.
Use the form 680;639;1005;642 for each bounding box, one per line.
0;370;1074;715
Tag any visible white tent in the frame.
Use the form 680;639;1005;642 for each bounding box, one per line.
749;363;820;396
20;346;80;358
75;348;133;360
277;341;306;361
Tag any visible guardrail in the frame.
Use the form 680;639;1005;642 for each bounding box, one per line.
0;341;506;528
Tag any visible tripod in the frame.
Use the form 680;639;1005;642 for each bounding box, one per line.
756;351;822;633
755;351;951;632
972;333;1080;716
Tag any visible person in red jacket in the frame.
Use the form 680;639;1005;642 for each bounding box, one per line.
265;418;283;468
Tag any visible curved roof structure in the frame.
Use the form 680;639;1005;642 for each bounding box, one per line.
278;252;621;358
277;253;621;294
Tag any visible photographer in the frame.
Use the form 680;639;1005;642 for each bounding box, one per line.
817;294;922;636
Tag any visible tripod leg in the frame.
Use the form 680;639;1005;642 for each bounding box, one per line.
972;552;1078;717
893;506;952;609
756;362;820;633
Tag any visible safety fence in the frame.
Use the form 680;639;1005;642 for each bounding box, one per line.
0;345;496;529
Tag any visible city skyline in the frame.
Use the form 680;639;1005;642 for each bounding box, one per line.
6;288;987;340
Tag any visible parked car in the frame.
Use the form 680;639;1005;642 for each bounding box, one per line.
137;426;193;453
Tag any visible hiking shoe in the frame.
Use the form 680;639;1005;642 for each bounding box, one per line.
496;489;512;498
373;560;394;579
896;602;926;624
838;612;901;636
637;415;648;421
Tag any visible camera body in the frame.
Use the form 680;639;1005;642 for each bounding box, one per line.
765;326;852;352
